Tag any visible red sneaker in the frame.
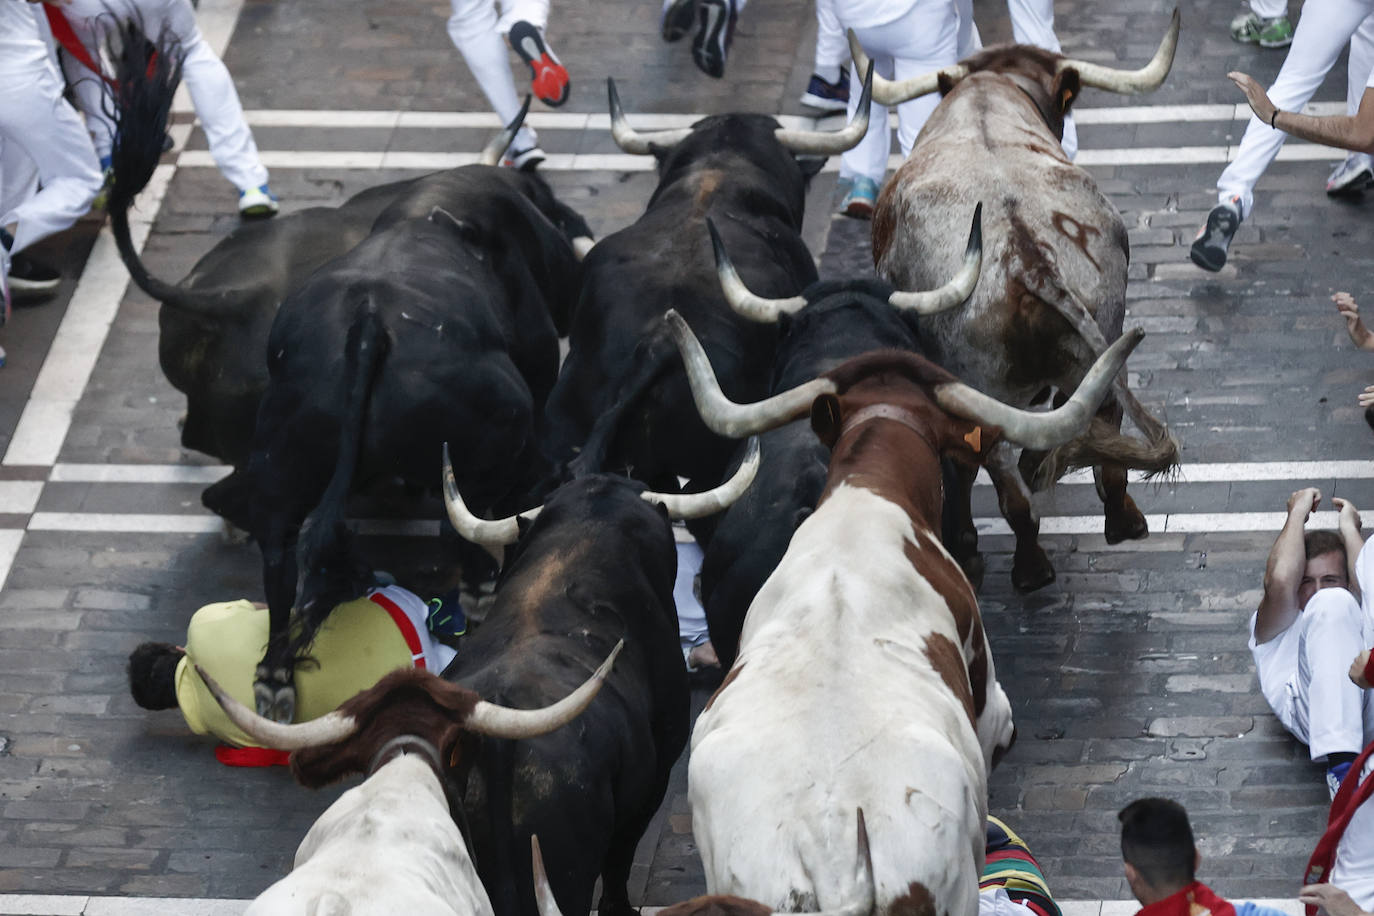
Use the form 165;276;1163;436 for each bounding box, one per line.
509;21;570;108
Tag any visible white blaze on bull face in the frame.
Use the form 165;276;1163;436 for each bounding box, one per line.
688;483;1013;916
246;754;493;916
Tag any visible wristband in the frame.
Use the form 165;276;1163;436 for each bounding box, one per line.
1271;109;1280;129
1364;649;1374;686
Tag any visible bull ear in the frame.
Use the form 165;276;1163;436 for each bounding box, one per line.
810;393;843;448
937;71;959;96
795;156;826;180
1051;68;1081;113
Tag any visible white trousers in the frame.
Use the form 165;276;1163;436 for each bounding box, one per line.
0;65;102;255
1278;588;1371;760
955;0;1077;159
1250;0;1290;19
449;0;552;152
59;0;267;193
814;0;848;73
1217;0;1374;218
840;0;959;183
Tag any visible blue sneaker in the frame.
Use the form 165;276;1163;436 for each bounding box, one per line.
800;68;849;112
238;184;279;218
1327;760;1353;800
840;175;878;220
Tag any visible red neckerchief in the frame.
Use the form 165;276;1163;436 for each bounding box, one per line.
1305;740;1374;913
42;7;118;88
1364;650;1374;688
1137;882;1237;916
215;745;290;767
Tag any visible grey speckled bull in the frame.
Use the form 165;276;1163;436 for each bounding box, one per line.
851;11;1182;591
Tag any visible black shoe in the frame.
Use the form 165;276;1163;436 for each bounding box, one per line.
8;251;61;304
1189;200;1241;272
691;0;735;79
661;0;696;42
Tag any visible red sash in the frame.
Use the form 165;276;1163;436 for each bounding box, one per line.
1304;740;1374;914
369;591;426;669
42;7;117;88
1136;882;1237;916
1363;650;1374;687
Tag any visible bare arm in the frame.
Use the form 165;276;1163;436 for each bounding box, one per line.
1334;498;1365;603
1334;293;1374;352
1300;885;1374;916
1231;72;1374;153
1256;488;1320;643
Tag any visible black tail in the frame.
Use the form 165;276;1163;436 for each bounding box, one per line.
105;19;249;316
480;737;524;916
566;340;674;478
290;301;390;654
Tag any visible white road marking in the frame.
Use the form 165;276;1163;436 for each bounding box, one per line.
0;530;23;593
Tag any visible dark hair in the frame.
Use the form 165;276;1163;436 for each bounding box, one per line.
1305;530;1347;564
1118;798;1196;890
127;642;183;710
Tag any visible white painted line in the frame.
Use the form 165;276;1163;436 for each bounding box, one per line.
48;464;232;484
26;513;223;534
0;482;43;514
3;166;175;467
177;150;386;170
0;530;24;594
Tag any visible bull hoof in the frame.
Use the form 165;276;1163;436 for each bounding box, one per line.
1012;547;1056;593
1104;504;1149;544
253;666;297;723
957;551;986;591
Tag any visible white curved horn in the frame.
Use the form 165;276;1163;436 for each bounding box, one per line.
666;310;836;438
641;437;760;518
888;203;982;314
195;664;358;750
480;96;532;166
531;836;565;916
467;640;624;739
608;79;693;155
848;29;967;106
1058;8;1179;95
707;218;807;323
773;63;874;155
443;442;537;551
934;327;1144;450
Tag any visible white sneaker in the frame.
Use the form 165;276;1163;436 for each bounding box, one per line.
1327;153;1374;196
502;146;546;171
238;184;280;218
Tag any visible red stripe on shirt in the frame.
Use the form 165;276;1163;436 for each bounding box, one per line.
369;591;425;669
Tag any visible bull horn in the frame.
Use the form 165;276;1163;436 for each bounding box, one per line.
666;309;836;438
442;443;541;555
934;327;1144;450
572;236;596;260
194;663;358;750
707;219;807;322
773;62;874;155
888;203;982;314
531;836;564;916
609;78;692;155
848;29;967;106
1058;8;1179;95
468;640;624;739
641;437;760;518
480;95;532;166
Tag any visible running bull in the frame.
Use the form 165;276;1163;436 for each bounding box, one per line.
541;72;871;495
667;311;1142;916
239;155;585;723
697;208;983;668
440;446;759;916
850;12;1182;590
194;643;621;915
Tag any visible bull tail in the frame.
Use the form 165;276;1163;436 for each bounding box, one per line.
290;301;390;653
105;19;254;317
1027;275;1180;484
479;736;524;916
567;338;674;477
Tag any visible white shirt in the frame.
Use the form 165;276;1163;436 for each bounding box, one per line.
1331;757;1374;910
0;2;53;80
1249;610;1301;722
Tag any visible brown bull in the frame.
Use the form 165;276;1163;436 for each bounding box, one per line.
850;10;1182;591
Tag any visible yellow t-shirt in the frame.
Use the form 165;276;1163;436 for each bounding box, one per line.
175;596;416;746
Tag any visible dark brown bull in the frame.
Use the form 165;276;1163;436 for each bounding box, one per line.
849;11;1182;591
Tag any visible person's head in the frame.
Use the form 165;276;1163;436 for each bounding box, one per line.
1301;530;1349;609
127;642;184;710
1118;798;1199;905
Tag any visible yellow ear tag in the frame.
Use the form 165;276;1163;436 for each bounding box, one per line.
964;426;982;452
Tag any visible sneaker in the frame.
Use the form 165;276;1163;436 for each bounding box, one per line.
839;175;879;219
1327;760;1353;801
7;251;61;304
692;0;736;79
238;184;279;218
661;0;695;42
509;21;570;108
426;594;468;640
800;67;850;112
1230;12;1294;48
1327;152;1374;196
502;146;546;171
1189;198;1241;272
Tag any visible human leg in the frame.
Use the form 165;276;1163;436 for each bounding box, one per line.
1293;589;1368;762
836;39;891;216
888;1;960;158
1233;0;1295;47
448;0;539;154
1328;12;1374;194
1006;0;1075;157
955;0;982;58
800;0;850;111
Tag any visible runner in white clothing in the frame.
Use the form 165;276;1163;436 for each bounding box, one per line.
49;0;278;217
